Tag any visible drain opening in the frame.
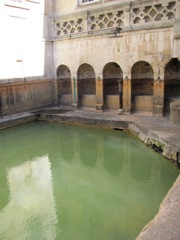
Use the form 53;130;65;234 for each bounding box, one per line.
114;127;124;131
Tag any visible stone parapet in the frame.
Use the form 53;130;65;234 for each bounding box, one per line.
53;0;177;40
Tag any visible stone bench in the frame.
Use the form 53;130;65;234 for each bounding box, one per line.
170;99;180;124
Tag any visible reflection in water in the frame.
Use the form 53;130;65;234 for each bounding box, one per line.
79;134;97;168
130;145;152;182
0;122;179;240
104;139;123;176
0;155;58;240
61;134;75;163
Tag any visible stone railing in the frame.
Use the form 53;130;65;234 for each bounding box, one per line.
132;1;176;25
53;0;178;39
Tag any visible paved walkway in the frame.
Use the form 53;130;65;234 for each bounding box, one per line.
0;109;180;150
67;109;180;150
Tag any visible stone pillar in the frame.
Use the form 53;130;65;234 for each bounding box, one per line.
55;78;59;106
118;79;123;114
176;0;180;19
123;77;131;114
124;2;131;26
153;78;164;117
96;77;103;112
82;11;88;33
72;77;78;110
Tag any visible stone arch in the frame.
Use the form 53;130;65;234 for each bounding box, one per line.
164;58;180;113
131;61;154;113
57;65;72;106
103;62;123;110
77;63;96;108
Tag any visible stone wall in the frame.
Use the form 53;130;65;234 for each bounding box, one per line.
52;0;180;115
0;79;56;117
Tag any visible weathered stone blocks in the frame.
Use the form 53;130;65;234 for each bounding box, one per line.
170;100;180;124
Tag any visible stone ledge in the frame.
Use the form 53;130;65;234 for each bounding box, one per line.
136;175;180;240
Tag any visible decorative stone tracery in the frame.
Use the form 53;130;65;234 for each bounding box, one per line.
54;0;177;37
132;1;176;24
56;17;84;36
89;10;124;31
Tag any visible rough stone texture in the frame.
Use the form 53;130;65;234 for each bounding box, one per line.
170;100;180;124
105;95;119;110
132;95;153;113
80;94;96;108
136;175;180;240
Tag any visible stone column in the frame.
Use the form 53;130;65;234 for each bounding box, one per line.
72;77;78;110
96;77;103;112
117;79;123;114
123;76;131;114
153;78;164;116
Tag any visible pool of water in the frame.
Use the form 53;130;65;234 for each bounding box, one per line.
0;121;179;240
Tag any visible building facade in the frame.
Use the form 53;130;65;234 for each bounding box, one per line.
0;0;180;116
0;0;55;116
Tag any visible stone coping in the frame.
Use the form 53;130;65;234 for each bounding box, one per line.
136;175;180;240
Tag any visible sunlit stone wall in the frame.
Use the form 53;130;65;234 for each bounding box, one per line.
52;0;180;115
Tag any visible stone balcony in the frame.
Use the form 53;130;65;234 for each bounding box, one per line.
52;0;179;40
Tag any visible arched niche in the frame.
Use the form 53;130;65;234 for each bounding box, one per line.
57;65;72;106
103;62;123;110
77;63;96;108
131;61;154;113
164;58;180;113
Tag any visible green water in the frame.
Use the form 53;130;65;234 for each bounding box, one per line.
0;122;179;240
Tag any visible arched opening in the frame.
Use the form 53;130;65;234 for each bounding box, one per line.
131;61;154;113
103;62;123;110
77;63;96;108
57;65;72;106
164;58;180;113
